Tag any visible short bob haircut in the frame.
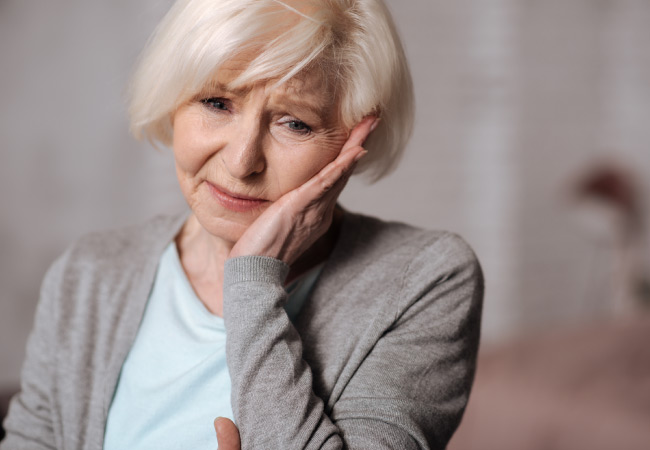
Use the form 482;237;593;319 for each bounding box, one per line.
129;0;414;182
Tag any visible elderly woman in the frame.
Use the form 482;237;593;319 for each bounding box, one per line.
1;0;483;449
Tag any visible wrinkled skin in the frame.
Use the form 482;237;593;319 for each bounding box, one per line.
173;63;377;449
173;60;377;316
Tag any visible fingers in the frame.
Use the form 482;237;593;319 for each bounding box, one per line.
297;145;362;201
342;115;380;153
294;117;377;202
282;115;377;213
214;417;241;450
319;116;379;183
328;115;378;184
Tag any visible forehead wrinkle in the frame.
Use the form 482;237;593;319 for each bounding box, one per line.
201;78;252;97
269;80;336;121
285;73;335;105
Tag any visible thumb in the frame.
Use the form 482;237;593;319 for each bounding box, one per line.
214;417;241;450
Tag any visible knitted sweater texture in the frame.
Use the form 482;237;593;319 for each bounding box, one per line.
1;211;483;449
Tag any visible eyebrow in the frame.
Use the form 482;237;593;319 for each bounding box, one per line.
200;81;251;97
272;97;328;121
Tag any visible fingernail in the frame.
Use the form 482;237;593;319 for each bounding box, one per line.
354;150;368;162
370;118;381;132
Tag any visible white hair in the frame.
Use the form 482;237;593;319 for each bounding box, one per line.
128;0;414;182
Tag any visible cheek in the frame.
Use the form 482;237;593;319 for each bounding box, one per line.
172;136;196;176
270;132;348;194
172;109;212;177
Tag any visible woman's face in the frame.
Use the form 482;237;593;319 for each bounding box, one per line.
172;62;349;245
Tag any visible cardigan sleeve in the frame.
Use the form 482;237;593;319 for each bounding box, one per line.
223;256;341;448
223;233;484;450
1;255;66;450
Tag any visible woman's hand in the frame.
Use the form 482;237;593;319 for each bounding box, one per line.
215;417;241;450
229;116;378;265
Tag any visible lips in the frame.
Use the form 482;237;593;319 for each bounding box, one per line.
205;181;269;213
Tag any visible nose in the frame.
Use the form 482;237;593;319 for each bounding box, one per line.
220;117;266;179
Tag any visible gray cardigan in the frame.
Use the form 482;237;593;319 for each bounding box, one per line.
1;211;483;449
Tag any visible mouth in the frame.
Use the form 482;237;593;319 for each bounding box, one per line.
205;181;269;213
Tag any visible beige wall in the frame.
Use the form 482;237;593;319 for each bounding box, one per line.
2;0;649;387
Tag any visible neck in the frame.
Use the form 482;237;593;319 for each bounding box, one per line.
175;206;344;292
175;214;232;278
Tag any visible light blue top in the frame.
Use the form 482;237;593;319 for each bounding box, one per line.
103;242;321;450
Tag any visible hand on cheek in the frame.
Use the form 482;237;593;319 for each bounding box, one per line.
229;116;379;265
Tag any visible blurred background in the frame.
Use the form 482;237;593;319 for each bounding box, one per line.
1;0;649;448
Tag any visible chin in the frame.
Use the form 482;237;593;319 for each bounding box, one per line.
198;212;251;244
191;203;262;245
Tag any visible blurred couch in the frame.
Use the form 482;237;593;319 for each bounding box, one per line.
449;313;650;450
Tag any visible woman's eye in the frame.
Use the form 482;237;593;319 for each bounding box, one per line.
286;120;311;135
201;97;229;111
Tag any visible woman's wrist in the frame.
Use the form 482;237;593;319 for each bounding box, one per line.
223;255;290;287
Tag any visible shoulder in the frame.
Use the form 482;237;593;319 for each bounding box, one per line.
53;211;186;274
320;211;483;325
40;211;188;306
337;213;484;362
340;211;482;282
339;212;484;325
302;213;483;416
35;211;188;354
